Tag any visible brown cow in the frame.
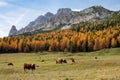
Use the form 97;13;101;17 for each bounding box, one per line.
62;59;67;63
56;58;62;64
24;63;36;72
56;58;67;64
95;56;98;59
8;63;14;66
70;58;75;63
41;60;45;62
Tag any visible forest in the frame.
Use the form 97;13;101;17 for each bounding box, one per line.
0;13;120;53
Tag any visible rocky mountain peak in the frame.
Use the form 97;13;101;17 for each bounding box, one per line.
9;25;17;36
81;5;110;14
25;12;54;29
91;5;103;9
45;12;54;19
57;8;72;15
92;5;111;12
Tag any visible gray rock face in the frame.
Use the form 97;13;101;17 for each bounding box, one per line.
9;6;115;35
57;8;72;15
36;6;113;30
26;12;54;28
45;12;54;19
17;12;54;34
9;25;17;36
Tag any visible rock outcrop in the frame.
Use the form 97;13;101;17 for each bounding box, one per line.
9;25;17;36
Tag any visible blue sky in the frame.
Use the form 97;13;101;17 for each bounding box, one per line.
0;0;120;37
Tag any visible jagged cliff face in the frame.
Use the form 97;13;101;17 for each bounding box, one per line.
35;6;113;31
9;6;115;36
26;12;54;28
9;25;17;36
17;12;54;34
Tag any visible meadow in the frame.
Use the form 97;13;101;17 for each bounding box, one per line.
0;48;120;80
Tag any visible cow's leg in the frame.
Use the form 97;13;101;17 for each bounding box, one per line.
32;69;34;74
24;68;27;73
24;67;28;73
56;60;58;64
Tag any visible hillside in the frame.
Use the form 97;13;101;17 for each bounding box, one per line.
9;6;114;36
0;12;120;53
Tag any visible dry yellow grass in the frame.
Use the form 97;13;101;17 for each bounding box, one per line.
0;48;120;80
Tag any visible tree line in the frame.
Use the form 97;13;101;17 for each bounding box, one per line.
0;13;120;53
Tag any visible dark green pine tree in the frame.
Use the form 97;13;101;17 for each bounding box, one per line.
69;41;76;53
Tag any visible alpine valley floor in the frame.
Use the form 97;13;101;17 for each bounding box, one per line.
0;48;120;80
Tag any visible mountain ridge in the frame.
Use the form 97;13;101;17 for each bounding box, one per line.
2;10;120;53
9;6;115;36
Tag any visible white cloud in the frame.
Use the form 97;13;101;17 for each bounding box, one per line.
0;1;8;6
15;10;30;25
0;14;13;25
0;30;8;38
0;24;11;38
72;9;81;11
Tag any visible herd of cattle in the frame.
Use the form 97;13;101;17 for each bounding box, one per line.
7;57;76;72
56;58;75;64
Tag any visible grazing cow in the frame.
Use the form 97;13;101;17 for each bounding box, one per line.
41;60;45;62
95;56;99;62
70;58;75;63
56;58;67;64
24;63;36;72
95;56;98;59
8;63;14;66
62;59;67;63
56;58;62;64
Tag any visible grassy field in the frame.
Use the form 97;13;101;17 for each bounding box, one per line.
0;48;120;80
